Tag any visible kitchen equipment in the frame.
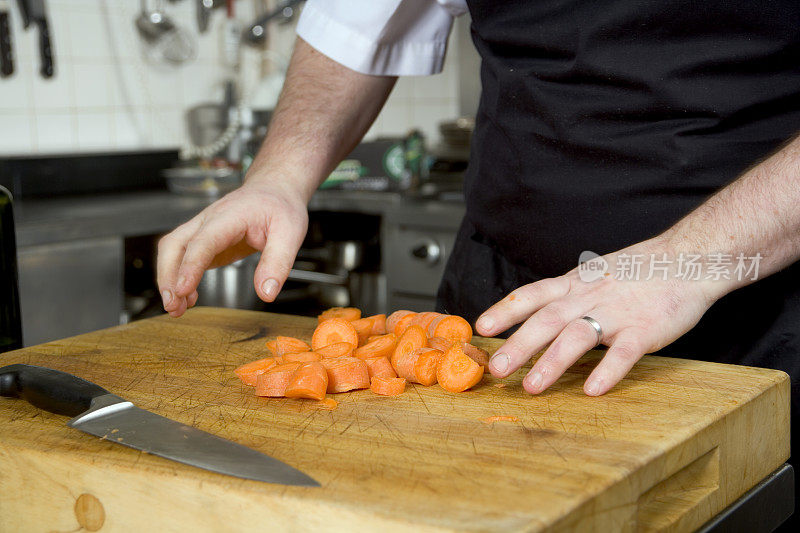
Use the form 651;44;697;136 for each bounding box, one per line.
16;0;52;78
0;308;789;531
243;0;303;47
195;0;220;33
162;165;241;197
0;363;318;486
135;0;196;66
0;185;21;352
0;0;14;77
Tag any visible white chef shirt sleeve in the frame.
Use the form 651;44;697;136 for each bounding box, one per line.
296;0;466;76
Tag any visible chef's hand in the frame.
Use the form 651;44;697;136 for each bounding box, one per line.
157;181;308;317
476;238;719;396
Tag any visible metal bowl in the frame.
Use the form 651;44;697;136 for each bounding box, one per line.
162;166;242;197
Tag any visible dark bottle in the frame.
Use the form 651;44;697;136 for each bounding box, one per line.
0;185;22;352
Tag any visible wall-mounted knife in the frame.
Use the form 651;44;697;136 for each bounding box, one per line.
15;0;52;78
0;0;14;77
0;364;319;487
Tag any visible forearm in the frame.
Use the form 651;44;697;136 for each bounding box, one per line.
660;134;800;297
245;37;397;202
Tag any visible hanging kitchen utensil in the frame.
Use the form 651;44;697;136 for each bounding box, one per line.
135;0;196;66
0;0;14;77
242;0;303;48
16;0;53;78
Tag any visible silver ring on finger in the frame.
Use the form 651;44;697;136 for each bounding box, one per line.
580;316;603;347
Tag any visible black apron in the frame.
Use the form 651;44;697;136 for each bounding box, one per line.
437;0;800;523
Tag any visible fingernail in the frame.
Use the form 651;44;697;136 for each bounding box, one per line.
525;371;543;392
586;379;602;396
261;278;279;300
478;315;494;332
490;352;509;373
161;290;173;307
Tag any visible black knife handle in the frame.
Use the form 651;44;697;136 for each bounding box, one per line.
0;12;13;77
36;18;52;78
0;364;110;417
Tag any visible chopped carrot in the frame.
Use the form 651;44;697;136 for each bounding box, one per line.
364;356;397;379
386;310;414;335
354;333;397;360
254;362;302;397
265;340;278;355
316;397;338;410
275;336;311;355
436;343;484;393
411;312;441;332
480;416;519;424
315;342;355;359
320;357;370;393
284;362;328;401
234;357;279;386
427;336;454;352
391;325;427;378
318;307;361;323
351;317;376;346
282;351;322;363
393;312;417;337
367;314;387;335
462;342;490;371
370;376;406;396
412;348;444;386
311;318;359;351
494;383;507;389
428;315;473;342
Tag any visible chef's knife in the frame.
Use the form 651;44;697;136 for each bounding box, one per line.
0;0;14;77
0;364;319;487
21;0;52;77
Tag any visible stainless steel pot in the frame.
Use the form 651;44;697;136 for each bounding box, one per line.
196;254;264;310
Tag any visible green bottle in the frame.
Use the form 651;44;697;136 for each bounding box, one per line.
0;185;22;352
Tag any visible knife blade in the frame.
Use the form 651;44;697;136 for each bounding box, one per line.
0;0;14;77
22;0;51;77
0;364;319;487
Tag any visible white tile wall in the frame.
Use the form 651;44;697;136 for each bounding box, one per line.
0;0;462;156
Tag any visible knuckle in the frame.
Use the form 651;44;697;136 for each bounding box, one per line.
536;304;567;329
611;340;641;363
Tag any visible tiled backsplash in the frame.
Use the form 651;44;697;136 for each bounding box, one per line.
0;0;461;157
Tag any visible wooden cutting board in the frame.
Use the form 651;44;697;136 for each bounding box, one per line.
0;307;789;532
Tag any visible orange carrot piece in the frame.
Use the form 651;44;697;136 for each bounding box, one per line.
317;397;339;410
265;340;278;355
311;318;360;351
254;362;302;397
234;357;279;386
436;343;484;393
320;357;370;393
393;312;417;337
318;307;361;323
282;351;322;363
316;342;355;359
391;325;427;378
411;312;442;332
285;362;328;401
370;376;406;396
427;336;455;352
275;336;311;355
351;317;376;346
354;333;397;360
364;356;398;380
367;314;387;335
386;310;414;335
462;342;490;371
480;416;520;424
429;315;473;342
412;348;444;386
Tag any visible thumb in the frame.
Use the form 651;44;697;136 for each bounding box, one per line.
254;215;307;302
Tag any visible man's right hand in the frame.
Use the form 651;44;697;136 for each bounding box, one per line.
157;182;309;317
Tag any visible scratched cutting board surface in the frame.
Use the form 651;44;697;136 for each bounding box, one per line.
0;307;789;532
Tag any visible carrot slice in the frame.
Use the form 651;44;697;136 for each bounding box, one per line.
391;325;427;378
436;343;483;393
354;333;397;360
265;340;278;355
429;315;473;342
411;312;441;332
275;336;311;355
316;342;355;359
317;397;338;410
386;310;414;335
393;312;417;337
282;351;322;363
318;307;361;323
312;318;359;351
364;356;397;379
285;362;328;401
367;314;387;335
254;362;302;397
427;336;455;352
351;317;376;346
234;357;279;386
370;376;406;396
462;342;490;371
320;357;370;393
412;348;444;386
